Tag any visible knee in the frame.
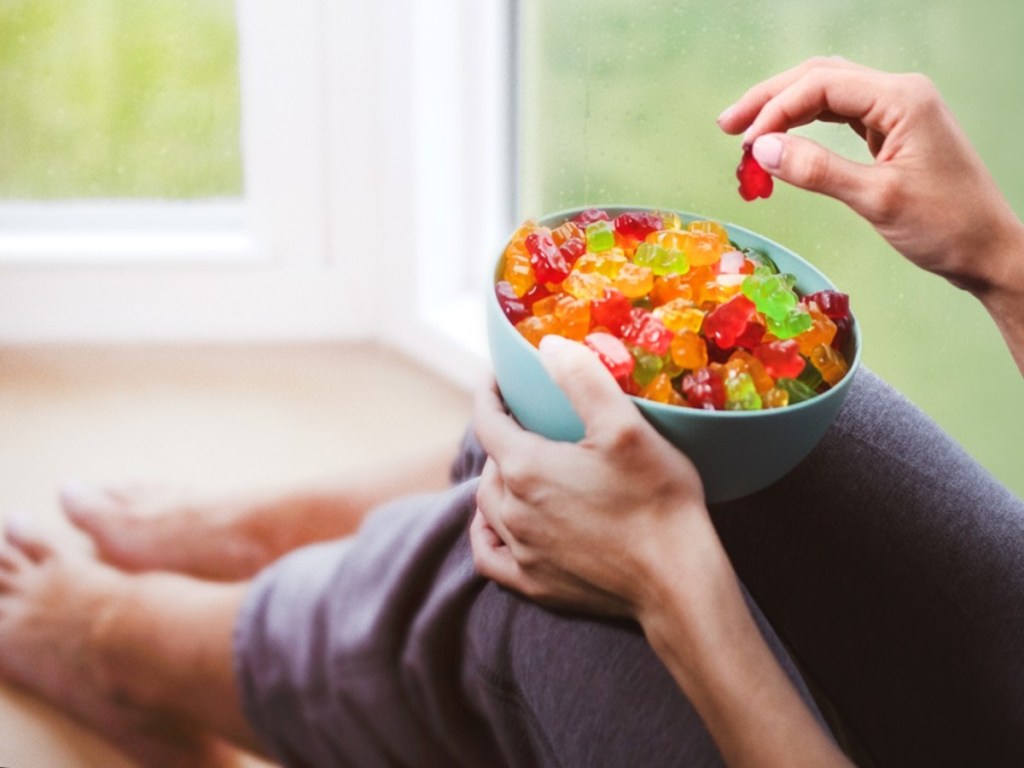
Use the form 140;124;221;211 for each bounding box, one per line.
463;585;723;766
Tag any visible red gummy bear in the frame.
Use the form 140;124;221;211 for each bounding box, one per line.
590;288;634;335
682;367;726;411
573;208;611;227
621;308;673;356
584;332;635;381
737;146;773;201
733;319;767;351
806;289;851;320
559;236;586;268
526;231;570;283
494;281;530;325
831;315;853;352
753;339;805;379
613;211;663;241
703;294;757;349
495;281;550;326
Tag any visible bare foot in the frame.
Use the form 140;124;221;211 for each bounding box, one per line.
60;484;274;582
61;449;456;582
0;516;241;768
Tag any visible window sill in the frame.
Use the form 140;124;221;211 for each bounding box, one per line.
0;200;260;266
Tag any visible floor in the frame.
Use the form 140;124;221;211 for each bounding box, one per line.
0;343;473;767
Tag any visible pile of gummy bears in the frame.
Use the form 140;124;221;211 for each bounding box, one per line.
495;208;853;410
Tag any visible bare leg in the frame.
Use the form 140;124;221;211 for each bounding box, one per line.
0;519;265;766
63;447;455;581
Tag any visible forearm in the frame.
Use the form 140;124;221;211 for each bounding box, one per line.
636;520;850;767
973;215;1024;377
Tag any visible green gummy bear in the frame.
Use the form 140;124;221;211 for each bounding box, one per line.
634;242;688;275
631;347;664;387
797;360;823;390
775;377;817;403
586;221;616;253
743;270;798;321
766;307;813;339
724;372;763;411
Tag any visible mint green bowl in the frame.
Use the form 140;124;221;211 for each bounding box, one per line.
486;206;862;504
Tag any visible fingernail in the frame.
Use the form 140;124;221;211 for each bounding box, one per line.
539;334;574;357
60;480;86;502
752;134;784;170
716;104;736;124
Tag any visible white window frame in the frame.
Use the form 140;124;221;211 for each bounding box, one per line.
392;0;517;386
0;0;515;389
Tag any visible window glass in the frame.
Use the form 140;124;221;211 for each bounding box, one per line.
519;1;1024;496
0;0;241;199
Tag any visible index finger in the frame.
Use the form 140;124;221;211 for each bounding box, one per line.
718;56;870;136
742;65;903;147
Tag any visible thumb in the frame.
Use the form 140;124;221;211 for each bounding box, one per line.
538;335;640;437
752;132;878;219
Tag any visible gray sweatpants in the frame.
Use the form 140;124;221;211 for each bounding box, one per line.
234;370;1024;767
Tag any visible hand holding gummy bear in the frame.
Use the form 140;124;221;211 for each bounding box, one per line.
719;56;1024;375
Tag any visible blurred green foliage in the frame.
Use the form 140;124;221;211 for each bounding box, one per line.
520;0;1024;496
0;0;241;198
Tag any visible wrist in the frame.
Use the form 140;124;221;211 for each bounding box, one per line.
987;221;1024;302
632;509;740;656
972;214;1024;374
974;213;1024;298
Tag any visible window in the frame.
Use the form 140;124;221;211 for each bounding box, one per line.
0;0;332;339
0;0;249;269
0;0;515;377
517;0;1023;496
0;0;242;201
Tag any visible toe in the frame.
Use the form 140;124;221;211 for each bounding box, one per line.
60;482;113;529
4;511;52;562
0;543;28;571
0;539;32;590
0;553;14;589
60;484;137;566
108;482;146;504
